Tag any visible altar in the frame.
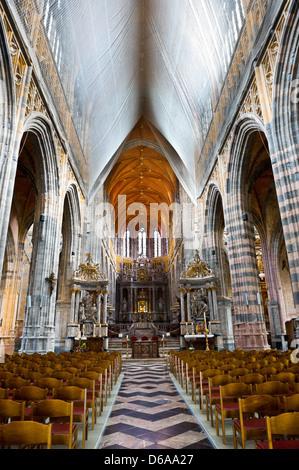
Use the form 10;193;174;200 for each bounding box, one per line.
132;340;159;359
184;334;215;351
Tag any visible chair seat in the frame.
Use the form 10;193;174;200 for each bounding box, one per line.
52;423;77;434
256;440;299;449
234;418;266;431
216;403;239;411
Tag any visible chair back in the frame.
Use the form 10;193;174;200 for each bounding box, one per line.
13;385;48;403
0;388;9;399
238;394;280;417
31;398;73;421
0;399;25;423
265;412;299;449
228;368;250;378
283;394;299;412
34;377;63;392
54;385;86;401
256;380;289;396
220;382;251;400
0;420;52;448
271;372;296;384
3;377;30;391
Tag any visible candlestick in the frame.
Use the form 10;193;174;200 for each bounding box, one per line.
126;335;129;359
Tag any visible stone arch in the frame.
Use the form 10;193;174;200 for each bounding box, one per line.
17;113;61;353
268;0;299;310
55;183;82;352
204;183;234;350
271;0;299;151
0;13;18;282
225;114;270;350
204;183;231;298
22;112;60;197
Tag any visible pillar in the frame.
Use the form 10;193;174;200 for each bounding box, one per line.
102;289;109;350
180;288;186;350
96;290;102;323
70;288;76;323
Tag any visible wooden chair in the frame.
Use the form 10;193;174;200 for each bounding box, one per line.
0;371;15;383
31;399;77;449
39;367;55;376
233;395;281;449
256;381;290;401
0;420;52;449
0;388;9;399
27;371;44;384
256;412;299;449
34;377;63;397
64;367;81;376
199;369;223;413
245;362;261;373
228;368;250;380
192;364;210;404
79;371;103;416
53;371;75;384
54;386;88;449
259;366;278;380
90;366;109;406
270;372;297;389
97;360;113;393
215;382;252;444
68;377;97;429
283;394;299;412
3;377;30;396
185;360;198;395
286;365;299;375
218;364;237;373
206;375;235;427
13;366;31;379
0;399;25;424
239;373;265;392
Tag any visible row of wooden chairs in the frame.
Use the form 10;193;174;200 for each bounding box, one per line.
0;349;123;449
169;348;299;448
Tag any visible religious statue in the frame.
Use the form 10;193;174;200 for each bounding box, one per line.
158;298;164;312
122;298;127;312
80;292;97;324
191;289;209;321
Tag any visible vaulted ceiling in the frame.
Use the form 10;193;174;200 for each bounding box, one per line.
38;0;245;200
105;118;178;234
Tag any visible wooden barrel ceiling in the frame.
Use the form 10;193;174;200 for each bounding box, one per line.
105;118;178;236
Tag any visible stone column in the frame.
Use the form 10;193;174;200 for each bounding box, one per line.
207;287;214;320
70;288;77;323
186;288;192;322
75;290;81;323
102;289;109;350
180;288;186;350
96;290;102;323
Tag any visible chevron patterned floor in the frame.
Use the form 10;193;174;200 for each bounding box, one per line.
97;360;214;450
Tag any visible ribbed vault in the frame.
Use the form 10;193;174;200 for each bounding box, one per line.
15;0;245;198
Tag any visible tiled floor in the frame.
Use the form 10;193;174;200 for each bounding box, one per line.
96;360;214;450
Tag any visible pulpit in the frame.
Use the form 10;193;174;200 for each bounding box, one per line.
132;340;159;359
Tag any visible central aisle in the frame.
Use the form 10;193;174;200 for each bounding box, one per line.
97;360;214;450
